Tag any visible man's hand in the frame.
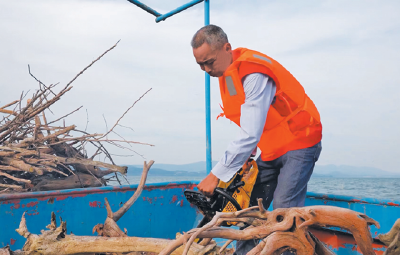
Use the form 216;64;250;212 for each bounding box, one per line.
197;172;219;197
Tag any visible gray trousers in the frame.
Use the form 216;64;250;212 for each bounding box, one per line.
233;142;322;255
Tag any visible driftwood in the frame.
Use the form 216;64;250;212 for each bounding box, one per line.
12;160;221;255
159;199;380;255
379;219;400;255
93;160;155;238
32;173;104;191
0;42;153;193
15;212;216;255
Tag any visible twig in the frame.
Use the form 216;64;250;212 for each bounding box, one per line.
28;65;56;96
0;100;19;110
85;108;89;132
117;124;135;132
61;40;120;92
87;139;154;146
102;114;109;139
106;140;145;158
47;106;83;125
99;88;152;139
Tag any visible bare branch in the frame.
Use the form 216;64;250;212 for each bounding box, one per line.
99;88;152;139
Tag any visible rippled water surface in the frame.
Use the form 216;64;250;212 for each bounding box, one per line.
118;176;400;201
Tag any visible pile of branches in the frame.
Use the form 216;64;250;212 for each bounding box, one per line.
0;42;152;193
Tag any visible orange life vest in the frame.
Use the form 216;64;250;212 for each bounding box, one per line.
218;48;322;161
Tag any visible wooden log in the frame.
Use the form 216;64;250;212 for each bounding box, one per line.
40;153;127;175
32;173;103;191
49;141;115;178
0;157;43;175
24;158;58;168
17;212;216;255
0;146;127;175
0;171;31;183
0;183;23;190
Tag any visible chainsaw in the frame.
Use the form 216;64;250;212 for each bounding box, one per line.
184;158;259;227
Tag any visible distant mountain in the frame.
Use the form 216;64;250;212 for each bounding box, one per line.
127;162;400;178
127;166;206;176
129;161;218;173
313;164;400;178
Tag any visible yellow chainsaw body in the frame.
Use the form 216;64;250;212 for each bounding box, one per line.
217;160;259;216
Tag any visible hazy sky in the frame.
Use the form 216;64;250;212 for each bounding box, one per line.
1;0;399;173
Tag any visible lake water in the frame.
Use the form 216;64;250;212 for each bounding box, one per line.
113;176;400;202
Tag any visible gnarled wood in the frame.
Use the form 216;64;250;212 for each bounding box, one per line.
384;232;400;255
113;160;154;222
160;199;378;255
93;161;154;238
379;218;400;246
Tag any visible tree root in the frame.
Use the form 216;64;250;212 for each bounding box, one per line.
379;218;400;255
159;199;380;255
92;160;154;238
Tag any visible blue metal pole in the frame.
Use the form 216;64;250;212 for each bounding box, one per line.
155;0;204;23
125;0;162;17
204;0;212;174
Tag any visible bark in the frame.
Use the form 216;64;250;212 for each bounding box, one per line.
32;173;103;191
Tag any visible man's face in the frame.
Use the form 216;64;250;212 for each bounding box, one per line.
193;42;232;77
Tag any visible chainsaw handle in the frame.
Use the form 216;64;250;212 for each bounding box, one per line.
214;188;242;211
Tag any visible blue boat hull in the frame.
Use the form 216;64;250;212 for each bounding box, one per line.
1;181;398;254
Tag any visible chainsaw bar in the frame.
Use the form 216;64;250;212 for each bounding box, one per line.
184;189;218;217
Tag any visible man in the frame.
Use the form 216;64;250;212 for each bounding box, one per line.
191;24;322;254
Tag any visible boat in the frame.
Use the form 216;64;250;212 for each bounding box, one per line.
0;181;398;254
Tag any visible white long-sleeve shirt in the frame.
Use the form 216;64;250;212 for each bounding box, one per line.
211;73;276;182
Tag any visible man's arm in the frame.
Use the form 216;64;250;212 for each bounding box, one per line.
197;73;276;196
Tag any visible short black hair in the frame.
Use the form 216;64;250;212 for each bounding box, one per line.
191;24;229;50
